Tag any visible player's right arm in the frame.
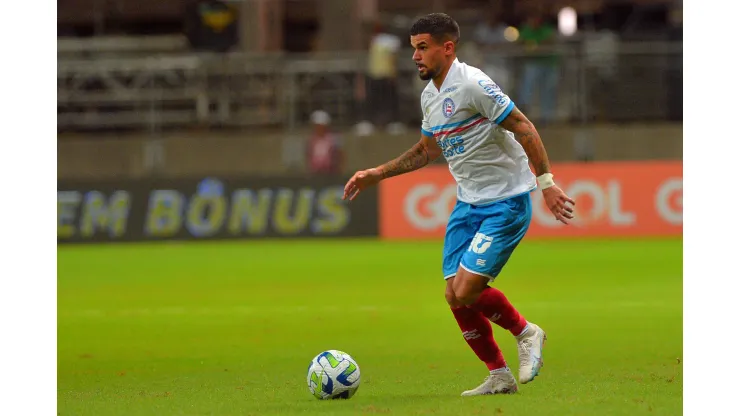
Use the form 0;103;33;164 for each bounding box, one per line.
377;133;442;179
342;134;442;201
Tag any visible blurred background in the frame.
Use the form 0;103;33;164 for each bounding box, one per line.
58;0;682;182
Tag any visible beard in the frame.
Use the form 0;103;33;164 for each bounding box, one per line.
418;66;438;81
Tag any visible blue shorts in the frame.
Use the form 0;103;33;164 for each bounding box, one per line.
442;192;532;281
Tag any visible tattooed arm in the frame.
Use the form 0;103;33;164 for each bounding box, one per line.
343;135;442;200
377;135;442;179
499;106;575;224
498;106;551;177
466;77;553;178
466;77;574;223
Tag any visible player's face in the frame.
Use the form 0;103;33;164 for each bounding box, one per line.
410;34;452;81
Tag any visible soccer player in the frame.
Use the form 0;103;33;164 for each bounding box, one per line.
343;13;575;396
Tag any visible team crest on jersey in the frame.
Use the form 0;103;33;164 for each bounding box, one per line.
442;98;456;118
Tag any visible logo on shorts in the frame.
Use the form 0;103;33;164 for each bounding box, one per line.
442;98;456;118
469;232;493;254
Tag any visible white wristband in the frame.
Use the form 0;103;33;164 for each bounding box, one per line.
537;173;555;190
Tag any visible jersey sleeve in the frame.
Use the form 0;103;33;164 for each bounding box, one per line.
466;75;515;125
420;94;433;138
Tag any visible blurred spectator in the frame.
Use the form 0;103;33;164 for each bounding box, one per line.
356;22;405;136
474;12;513;90
517;12;559;125
307;111;344;176
583;15;619;121
184;0;239;52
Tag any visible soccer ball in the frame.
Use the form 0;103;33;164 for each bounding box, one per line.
306;350;361;400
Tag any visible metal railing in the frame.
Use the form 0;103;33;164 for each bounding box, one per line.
57;41;682;131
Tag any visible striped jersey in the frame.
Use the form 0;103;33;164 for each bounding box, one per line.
420;58;536;205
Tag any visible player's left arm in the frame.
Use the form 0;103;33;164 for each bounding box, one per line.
498;107;551;178
499;107;575;224
466;76;575;224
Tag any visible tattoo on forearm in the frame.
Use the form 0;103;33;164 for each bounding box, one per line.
380;142;430;179
517;127;551;177
501;108;551;176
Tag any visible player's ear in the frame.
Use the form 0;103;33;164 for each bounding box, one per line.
444;40;455;55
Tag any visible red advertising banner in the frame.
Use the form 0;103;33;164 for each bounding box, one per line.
379;161;682;239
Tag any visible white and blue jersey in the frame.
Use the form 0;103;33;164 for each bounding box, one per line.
420;58;535;280
420;58;536;205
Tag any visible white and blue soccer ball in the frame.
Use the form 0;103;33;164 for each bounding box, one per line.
306;350;361;400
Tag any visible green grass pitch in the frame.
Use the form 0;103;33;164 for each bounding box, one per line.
58;238;682;415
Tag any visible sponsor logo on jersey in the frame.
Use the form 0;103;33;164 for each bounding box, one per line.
437;135;467;158
477;79;507;106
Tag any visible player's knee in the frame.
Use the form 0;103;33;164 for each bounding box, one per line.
444;281;457;305
445;287;464;307
452;269;490;305
452;280;482;305
454;289;480;306
445;278;466;308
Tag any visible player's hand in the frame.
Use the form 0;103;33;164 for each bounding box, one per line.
343;168;383;201
542;185;575;225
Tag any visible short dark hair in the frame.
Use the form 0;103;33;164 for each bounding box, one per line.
409;13;460;44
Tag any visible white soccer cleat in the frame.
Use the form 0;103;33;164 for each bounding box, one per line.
516;322;547;384
460;367;518;396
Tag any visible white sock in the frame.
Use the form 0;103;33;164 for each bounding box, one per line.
515;323;531;338
490;367;510;375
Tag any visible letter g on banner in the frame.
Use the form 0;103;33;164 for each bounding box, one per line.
403;184;457;230
655;178;682;225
